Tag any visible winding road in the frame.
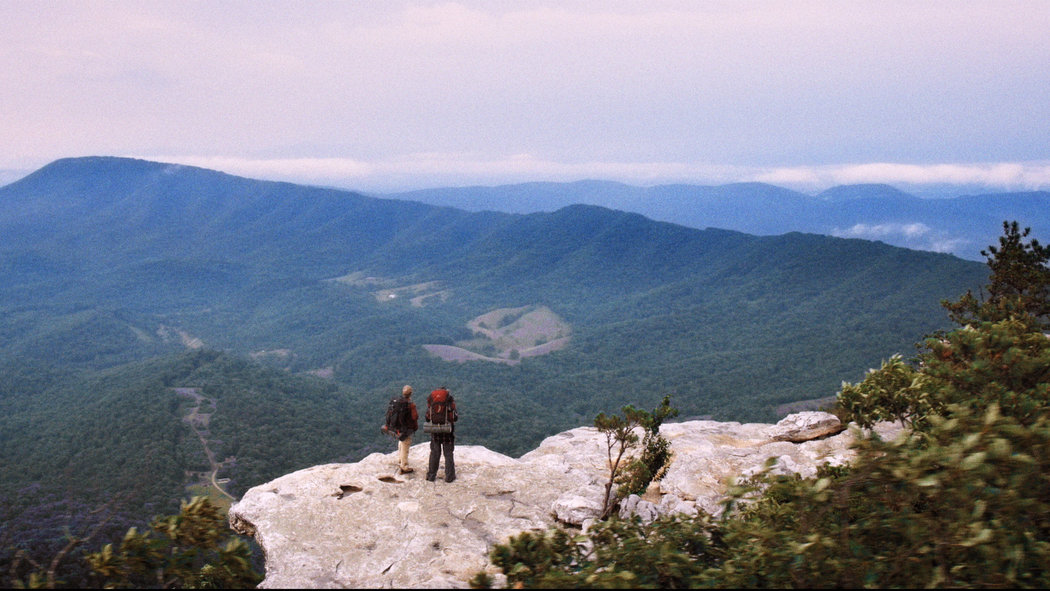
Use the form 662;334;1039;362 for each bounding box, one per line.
174;387;235;501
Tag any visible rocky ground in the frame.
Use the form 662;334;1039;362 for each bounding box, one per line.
229;412;903;588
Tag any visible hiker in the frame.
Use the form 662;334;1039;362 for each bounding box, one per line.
382;385;419;474
424;386;458;482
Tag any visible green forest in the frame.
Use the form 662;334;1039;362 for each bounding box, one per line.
0;157;1016;587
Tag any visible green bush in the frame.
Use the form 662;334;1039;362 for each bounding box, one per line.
837;353;925;428
472;513;724;589
708;403;1050;588
594;396;678;519
85;496;262;589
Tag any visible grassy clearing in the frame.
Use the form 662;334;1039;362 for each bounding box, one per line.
425;305;572;364
185;483;233;513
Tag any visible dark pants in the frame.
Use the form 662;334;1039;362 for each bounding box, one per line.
427;435;455;482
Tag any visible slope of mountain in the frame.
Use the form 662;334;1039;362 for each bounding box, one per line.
383;181;1050;262
0;156;989;576
0;156;987;424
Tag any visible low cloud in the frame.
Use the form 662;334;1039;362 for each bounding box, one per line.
928;237;971;254
145;156;373;180
755;162;1050;192
832;222;969;254
142;154;1050;194
833;223;932;240
143;153;745;191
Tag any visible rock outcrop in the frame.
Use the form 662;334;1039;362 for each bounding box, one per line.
229;412;902;588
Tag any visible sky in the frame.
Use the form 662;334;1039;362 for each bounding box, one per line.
3;0;1050;193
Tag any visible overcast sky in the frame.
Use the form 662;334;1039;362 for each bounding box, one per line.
3;1;1049;192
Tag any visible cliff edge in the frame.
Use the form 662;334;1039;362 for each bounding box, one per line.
229;412;901;588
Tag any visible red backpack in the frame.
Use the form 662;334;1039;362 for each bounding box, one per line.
425;388;457;432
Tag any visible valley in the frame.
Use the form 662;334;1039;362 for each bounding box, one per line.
0;156;1006;582
0;158;993;454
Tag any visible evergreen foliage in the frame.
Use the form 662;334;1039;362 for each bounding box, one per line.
614;395;678;498
843;220;1050;432
944;220;1050;329
915;315;1050;427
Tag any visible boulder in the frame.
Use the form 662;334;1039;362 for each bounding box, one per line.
552;484;605;525
618;494;660;523
769;411;846;442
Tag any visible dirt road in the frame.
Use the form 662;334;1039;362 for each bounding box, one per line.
174;387;235;501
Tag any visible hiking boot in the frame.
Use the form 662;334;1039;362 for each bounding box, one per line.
445;475;455;483
425;476;435;482
398;467;414;474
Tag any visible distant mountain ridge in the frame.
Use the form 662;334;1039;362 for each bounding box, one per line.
816;183;916;202
6;158;1046;262
382;180;1050;261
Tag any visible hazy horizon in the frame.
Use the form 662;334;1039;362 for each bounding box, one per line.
3;1;1049;193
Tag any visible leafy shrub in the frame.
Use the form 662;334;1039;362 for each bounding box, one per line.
709;403;1050;588
837;353;926;428
472;513;724;589
85;496;261;589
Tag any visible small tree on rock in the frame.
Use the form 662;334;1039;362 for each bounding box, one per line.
594;406;645;520
616;395;679;497
594;396;678;519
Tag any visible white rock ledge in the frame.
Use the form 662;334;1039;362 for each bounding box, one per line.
229;412;902;588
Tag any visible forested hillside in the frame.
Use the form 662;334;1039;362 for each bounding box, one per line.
0;158;987;430
0;157;987;584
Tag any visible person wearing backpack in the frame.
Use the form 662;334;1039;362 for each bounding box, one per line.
424;386;458;483
381;385;419;474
